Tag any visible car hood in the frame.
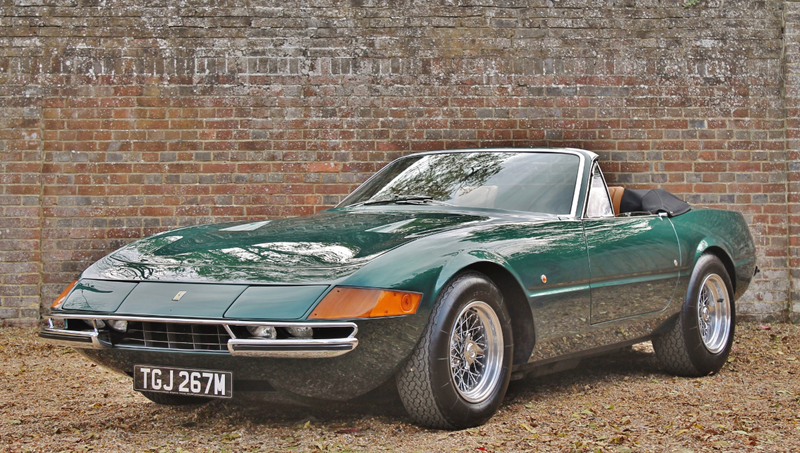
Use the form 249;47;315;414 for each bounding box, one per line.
83;209;489;284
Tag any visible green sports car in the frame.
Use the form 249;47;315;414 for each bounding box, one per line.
40;148;757;429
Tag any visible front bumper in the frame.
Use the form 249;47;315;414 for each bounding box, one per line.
39;314;358;359
41;311;426;401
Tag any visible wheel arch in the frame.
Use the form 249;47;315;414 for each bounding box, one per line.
461;261;535;367
693;243;737;297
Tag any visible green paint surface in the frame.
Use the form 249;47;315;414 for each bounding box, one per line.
62;279;138;313
224;285;328;320
115;282;247;318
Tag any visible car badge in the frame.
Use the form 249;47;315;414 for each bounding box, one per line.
172;291;187;302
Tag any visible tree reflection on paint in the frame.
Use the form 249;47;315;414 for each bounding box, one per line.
85;210;489;284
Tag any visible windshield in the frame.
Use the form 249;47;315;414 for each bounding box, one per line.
339;151;581;215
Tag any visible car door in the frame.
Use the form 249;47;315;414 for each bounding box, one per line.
582;164;681;324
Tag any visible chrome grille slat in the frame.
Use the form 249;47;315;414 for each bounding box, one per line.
167;323;179;349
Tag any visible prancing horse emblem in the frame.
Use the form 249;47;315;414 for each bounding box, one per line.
172;291;187;302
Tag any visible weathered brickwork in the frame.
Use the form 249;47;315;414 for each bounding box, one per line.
786;1;800;322
0;34;43;324
0;0;795;325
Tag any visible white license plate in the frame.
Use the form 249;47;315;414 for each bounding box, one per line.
134;365;232;398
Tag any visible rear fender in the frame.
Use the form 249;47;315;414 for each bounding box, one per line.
691;238;750;300
692;237;726;266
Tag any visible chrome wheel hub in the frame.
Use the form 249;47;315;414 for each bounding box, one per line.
464;340;483;366
701;306;710;323
449;301;503;403
697;273;731;354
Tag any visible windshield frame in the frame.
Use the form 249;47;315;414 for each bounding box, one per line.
337;148;588;218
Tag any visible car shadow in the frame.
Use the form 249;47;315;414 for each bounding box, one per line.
182;343;664;429
506;342;663;400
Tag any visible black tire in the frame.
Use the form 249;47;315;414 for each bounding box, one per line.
396;271;513;429
138;391;212;406
653;254;735;376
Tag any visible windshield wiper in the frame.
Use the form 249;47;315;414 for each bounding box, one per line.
357;195;453;206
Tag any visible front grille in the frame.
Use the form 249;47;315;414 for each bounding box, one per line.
119;322;230;351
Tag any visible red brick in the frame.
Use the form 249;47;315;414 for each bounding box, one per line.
0;2;794;326
694;162;728;172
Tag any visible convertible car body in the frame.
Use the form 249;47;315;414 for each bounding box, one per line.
40;148;756;429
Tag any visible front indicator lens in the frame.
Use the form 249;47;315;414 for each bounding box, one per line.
309;287;422;320
51;280;78;310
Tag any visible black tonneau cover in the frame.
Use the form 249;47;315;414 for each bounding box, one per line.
619;188;691;217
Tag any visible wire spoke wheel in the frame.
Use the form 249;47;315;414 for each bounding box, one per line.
448;301;503;403
396;271;511;429
697;273;731;354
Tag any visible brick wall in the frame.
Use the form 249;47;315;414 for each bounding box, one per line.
786;1;800;323
0;0;794;325
0;23;42;323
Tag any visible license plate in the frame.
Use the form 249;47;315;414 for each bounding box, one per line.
134;365;232;399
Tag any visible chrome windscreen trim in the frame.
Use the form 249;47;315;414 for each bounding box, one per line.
337;147;590;217
566;149;587;218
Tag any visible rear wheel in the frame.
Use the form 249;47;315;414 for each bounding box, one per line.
396;271;512;429
139;391;212;406
653;254;735;376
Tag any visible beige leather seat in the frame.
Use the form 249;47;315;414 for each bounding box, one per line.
607;186;625;216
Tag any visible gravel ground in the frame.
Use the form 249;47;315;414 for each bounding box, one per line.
2;322;799;452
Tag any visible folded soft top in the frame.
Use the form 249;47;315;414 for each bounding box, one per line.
619;188;691;217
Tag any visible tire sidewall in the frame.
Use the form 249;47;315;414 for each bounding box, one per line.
426;272;513;428
681;254;736;375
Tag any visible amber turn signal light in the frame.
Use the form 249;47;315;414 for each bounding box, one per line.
51;280;78;310
309;287;422;320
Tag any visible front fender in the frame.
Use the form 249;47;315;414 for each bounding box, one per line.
434;249;520;297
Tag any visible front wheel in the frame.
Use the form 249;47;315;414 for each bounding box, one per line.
653;254;735;376
396;271;513;429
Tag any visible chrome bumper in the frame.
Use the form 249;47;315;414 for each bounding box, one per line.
39;326;110;349
39;315;359;359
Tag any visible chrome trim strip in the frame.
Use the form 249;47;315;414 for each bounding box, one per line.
580;159;615;220
223;324;237;339
227;338;358;358
39;315;359;358
44;314;357;331
569;151;586;218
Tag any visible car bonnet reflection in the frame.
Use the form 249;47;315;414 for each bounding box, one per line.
84;210;488;284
